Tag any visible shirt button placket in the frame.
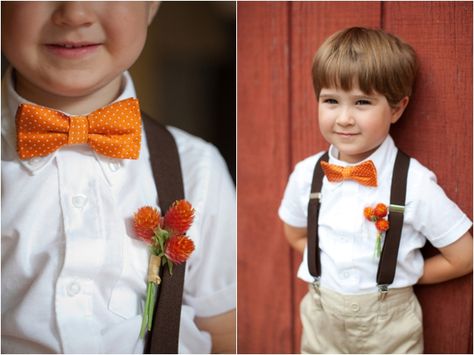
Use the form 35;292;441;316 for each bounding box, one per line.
55;152;102;353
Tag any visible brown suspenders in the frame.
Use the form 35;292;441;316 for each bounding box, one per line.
307;150;410;292
377;151;410;287
142;113;185;354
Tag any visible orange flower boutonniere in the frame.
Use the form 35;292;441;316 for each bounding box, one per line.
364;203;390;258
133;200;195;338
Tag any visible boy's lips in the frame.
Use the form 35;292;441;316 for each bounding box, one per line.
335;132;360;137
44;42;102;59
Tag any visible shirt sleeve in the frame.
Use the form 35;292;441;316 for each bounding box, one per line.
178;139;236;318
278;153;323;228
405;159;472;248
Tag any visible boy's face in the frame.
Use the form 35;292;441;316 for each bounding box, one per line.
318;87;408;163
1;2;159;101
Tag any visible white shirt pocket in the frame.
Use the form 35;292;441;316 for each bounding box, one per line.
108;238;148;320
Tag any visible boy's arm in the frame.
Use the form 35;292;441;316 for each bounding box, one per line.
418;231;473;284
283;223;307;254
195;310;236;353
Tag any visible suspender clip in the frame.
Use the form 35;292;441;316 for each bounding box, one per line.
389;204;405;214
312;277;321;293
310;192;321;201
378;284;389;301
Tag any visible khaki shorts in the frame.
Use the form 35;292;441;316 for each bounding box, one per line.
300;285;423;354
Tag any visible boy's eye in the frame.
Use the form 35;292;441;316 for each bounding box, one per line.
356;99;371;105
323;98;338;104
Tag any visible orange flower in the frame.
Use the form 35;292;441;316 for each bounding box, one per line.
364;207;374;221
164;200;195;234
133;206;160;243
375;219;390;232
374;203;388;218
165;235;195;264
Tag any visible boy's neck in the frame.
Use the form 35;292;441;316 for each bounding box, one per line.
14;71;123;116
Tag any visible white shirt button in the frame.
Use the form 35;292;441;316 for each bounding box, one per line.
67;282;81;297
72;194;88;208
109;161;121;172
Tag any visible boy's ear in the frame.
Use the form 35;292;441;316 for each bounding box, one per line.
390;96;409;124
147;2;160;25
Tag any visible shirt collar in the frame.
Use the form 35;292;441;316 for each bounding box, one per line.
2;68;141;177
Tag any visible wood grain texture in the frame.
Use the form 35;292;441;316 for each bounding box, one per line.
237;2;294;353
384;2;473;353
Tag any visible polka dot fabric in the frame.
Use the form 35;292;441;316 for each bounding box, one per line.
16;98;142;160
321;160;378;187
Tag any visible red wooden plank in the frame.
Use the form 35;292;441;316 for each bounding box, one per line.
384;2;473;353
288;2;382;350
237;2;294;353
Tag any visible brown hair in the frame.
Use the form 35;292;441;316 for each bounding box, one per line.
312;27;418;107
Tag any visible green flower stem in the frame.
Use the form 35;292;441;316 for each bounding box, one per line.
147;283;156;331
374;233;382;258
140;282;153;338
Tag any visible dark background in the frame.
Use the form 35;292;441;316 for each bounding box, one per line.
131;1;236;182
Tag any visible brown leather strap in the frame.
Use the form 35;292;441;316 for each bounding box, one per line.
307;150;410;287
307;152;329;277
142;113;185;354
376;150;410;285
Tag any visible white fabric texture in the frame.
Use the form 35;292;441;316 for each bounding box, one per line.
1;68;236;354
279;135;472;294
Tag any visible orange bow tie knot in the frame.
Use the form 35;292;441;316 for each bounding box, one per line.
321;160;378;187
16;98;141;160
68;116;89;144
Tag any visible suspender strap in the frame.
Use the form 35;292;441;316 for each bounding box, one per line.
142;113;186;354
376;150;410;286
307;152;329;277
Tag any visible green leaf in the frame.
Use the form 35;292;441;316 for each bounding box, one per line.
157;234;165;254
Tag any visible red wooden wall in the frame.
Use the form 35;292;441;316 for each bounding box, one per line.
237;2;472;353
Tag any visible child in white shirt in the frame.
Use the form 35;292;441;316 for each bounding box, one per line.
279;27;472;353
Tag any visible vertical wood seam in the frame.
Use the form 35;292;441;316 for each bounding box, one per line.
287;2;296;353
380;1;385;29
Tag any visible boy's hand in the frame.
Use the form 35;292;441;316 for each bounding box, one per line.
195;309;236;353
283;223;307;254
418;231;473;284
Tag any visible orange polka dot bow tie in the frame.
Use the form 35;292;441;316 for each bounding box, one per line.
16;98;141;160
320;160;378;187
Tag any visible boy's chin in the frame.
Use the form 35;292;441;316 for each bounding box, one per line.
39;76;121;100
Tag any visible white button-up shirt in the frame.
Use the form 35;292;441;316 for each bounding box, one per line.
2;68;236;354
279;136;472;294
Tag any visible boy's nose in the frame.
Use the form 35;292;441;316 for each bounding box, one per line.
335;108;355;126
52;2;95;28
